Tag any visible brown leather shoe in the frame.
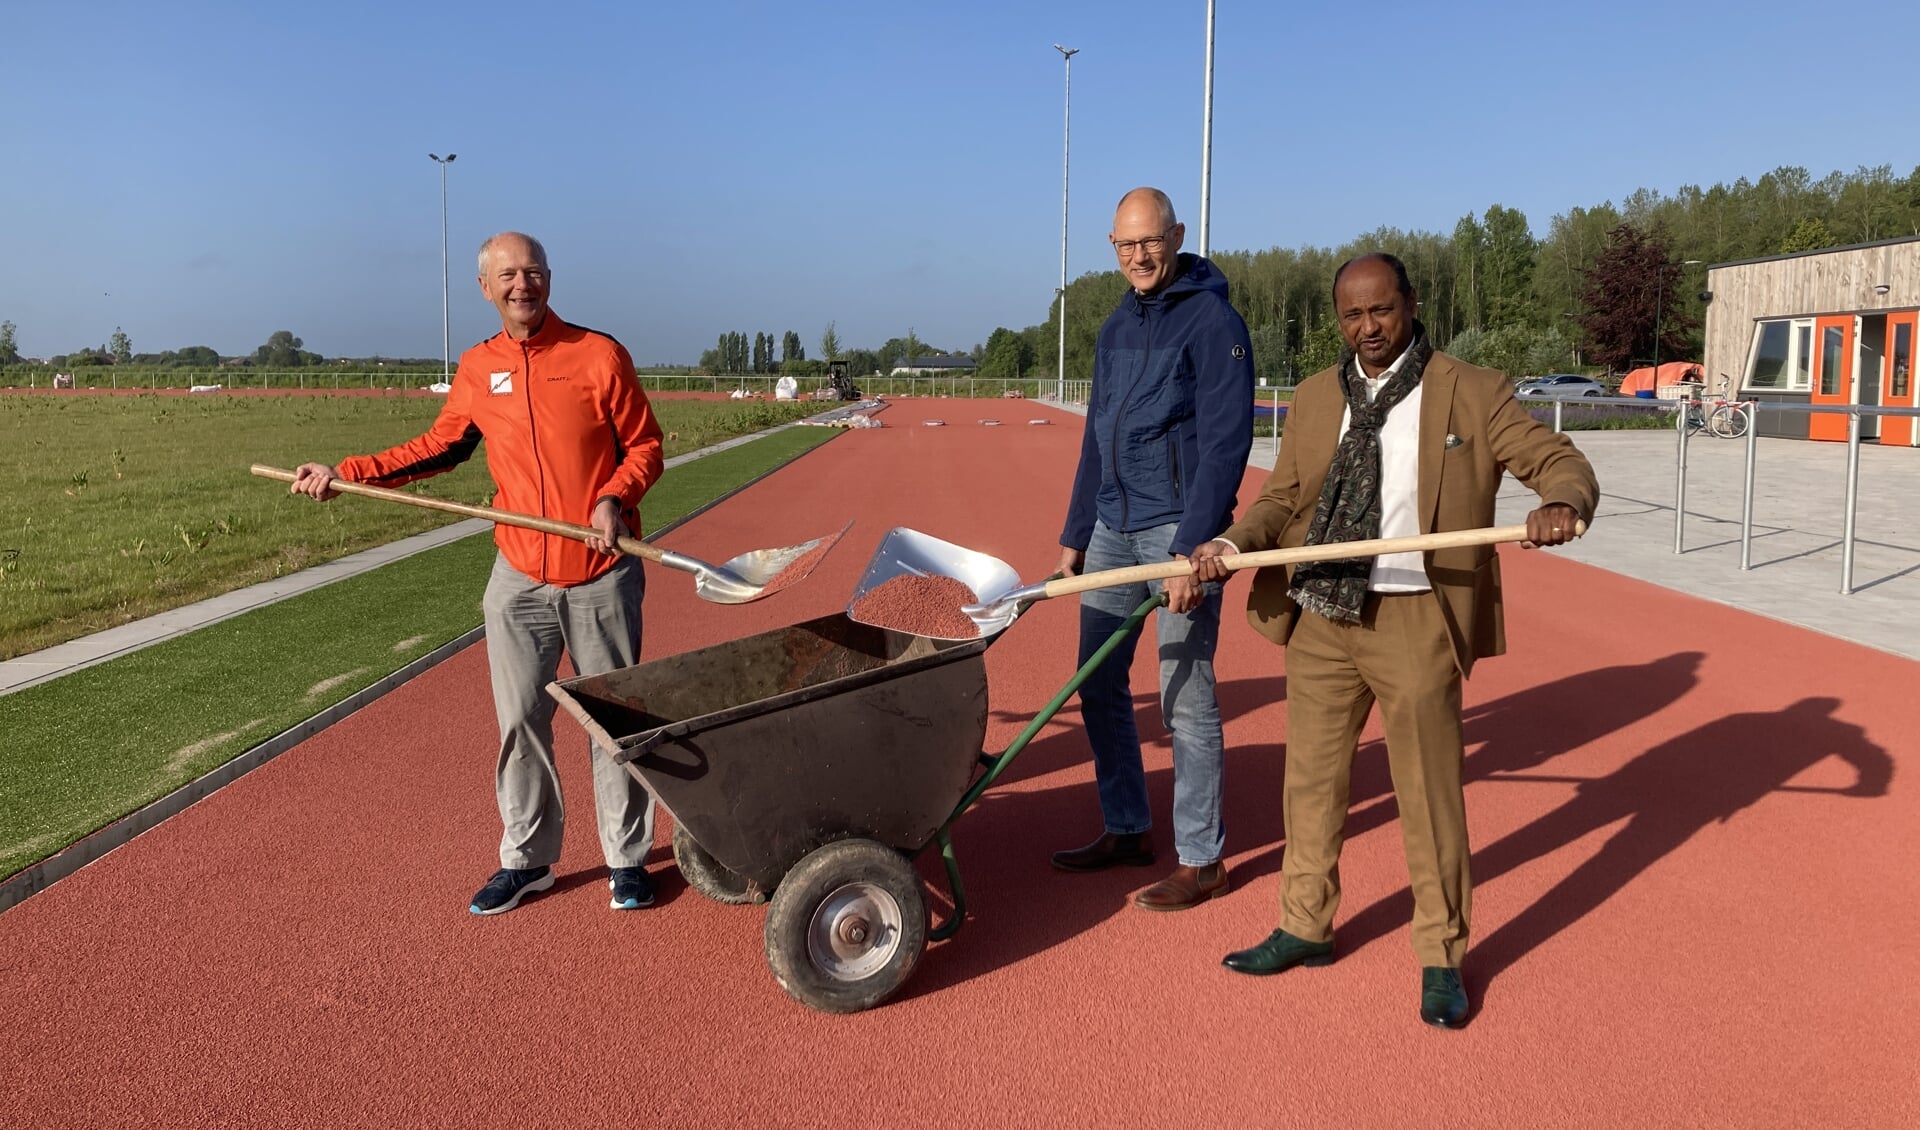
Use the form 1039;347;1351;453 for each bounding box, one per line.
1132;862;1229;911
1051;831;1156;872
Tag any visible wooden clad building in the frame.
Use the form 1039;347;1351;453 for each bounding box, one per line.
1704;236;1920;444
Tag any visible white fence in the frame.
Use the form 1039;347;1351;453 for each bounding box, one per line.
641;373;1064;401
3;368;1107;401
1;369;448;391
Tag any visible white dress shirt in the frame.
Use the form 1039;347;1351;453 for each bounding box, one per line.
1210;343;1431;591
1339;344;1430;592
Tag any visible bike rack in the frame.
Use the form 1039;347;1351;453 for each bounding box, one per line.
1671;399;1920;594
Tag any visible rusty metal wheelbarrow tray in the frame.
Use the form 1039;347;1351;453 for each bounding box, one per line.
547;611;995;894
545;595;1159;1013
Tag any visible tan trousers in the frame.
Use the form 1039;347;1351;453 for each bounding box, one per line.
1280;592;1470;967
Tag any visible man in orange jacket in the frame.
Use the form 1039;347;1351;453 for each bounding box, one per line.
292;231;666;916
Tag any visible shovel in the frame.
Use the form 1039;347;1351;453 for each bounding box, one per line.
850;522;1584;639
250;464;847;604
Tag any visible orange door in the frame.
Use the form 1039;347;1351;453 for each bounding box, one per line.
1883;312;1917;446
1809;315;1855;442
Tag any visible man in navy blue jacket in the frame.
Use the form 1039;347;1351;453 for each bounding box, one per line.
1051;186;1255;910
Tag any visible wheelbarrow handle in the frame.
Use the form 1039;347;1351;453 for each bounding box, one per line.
250;464;668;564
1036;521;1587;601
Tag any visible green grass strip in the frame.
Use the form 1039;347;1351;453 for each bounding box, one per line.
0;394;824;659
0;425;837;881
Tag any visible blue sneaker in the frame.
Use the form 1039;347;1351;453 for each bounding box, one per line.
469;866;554;916
609;866;655;910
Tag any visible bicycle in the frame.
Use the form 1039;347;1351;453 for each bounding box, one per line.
1682;376;1752;439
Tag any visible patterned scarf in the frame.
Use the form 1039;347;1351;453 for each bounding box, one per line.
1288;324;1433;623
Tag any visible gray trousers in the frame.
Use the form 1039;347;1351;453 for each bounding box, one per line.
482;552;654;870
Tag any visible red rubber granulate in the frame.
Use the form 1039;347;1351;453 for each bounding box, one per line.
756;528;845;597
851;573;980;639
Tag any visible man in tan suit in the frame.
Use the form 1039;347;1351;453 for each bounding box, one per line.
1192;253;1598;1028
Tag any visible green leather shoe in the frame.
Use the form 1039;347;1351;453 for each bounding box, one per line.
1420;966;1469;1028
1221;929;1335;976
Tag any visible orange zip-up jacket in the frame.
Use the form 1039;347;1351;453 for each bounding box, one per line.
337;311;664;587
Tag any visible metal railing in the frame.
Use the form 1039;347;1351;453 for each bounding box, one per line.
639;373;1058;401
1517;391;1920;596
1532;392;1673;434
1671;399;1920;595
3;369;1083;400
4;369;451;391
1257;384;1288;438
1033;381;1289;422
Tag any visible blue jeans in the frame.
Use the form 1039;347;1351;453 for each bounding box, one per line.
1076;520;1226;867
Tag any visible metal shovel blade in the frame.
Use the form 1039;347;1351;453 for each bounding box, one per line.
847;527;1024;640
667;520;853;604
958;581;1052;637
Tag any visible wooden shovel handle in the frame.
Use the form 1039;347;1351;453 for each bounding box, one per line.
1040;520;1586;601
249;464;665;563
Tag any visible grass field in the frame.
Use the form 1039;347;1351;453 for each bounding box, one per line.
0;392;820;659
0;424;839;881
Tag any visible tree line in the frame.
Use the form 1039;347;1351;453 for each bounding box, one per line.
701;324;968;381
700;330;812;374
5;326;367;371
983;162;1920;384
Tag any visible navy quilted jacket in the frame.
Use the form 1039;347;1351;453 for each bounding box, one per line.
1060;254;1254;557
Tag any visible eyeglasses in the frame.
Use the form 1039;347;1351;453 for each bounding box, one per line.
1111;229;1173;257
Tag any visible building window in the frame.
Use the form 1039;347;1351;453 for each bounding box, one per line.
1820;325;1844;396
1893;322;1912;399
1745;318;1814;391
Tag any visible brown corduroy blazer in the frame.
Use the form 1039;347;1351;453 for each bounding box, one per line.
1222;351;1599;677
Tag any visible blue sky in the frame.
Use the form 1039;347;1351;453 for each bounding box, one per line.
8;0;1917;364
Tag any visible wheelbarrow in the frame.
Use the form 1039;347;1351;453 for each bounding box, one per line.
545;593;1162;1014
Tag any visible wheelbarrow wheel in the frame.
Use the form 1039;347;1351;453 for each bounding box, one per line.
672;823;758;905
764;838;927;1014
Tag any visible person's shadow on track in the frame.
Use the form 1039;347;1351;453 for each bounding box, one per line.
1334;696;1891;1004
1229;651;1710;885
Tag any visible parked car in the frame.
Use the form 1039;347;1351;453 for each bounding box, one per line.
1515;373;1607;399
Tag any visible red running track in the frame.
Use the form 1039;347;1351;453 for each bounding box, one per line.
4;398;1917;1127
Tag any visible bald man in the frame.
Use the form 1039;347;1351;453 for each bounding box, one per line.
1050;188;1255;910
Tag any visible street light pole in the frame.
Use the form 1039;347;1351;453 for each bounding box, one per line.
1054;44;1078;402
1198;0;1216;255
428;153;457;386
1285;318;1296;385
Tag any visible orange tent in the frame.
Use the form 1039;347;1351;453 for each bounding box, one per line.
1618;361;1702;397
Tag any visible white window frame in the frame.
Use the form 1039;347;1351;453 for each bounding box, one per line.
1791;319;1813;392
1744;317;1815;392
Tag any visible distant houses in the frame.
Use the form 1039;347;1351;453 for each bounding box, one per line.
889;353;976;377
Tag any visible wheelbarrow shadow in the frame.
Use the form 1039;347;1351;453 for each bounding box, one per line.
970;671;1290;876
977;672;1287;781
889;681;1291;1003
